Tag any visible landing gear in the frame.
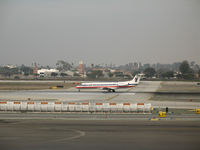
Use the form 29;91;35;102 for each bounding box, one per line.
78;89;80;92
108;89;115;92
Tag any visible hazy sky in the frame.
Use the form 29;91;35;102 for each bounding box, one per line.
0;0;200;66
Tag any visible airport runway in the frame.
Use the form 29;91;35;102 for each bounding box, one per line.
0;81;200;109
0;81;159;102
0;119;200;150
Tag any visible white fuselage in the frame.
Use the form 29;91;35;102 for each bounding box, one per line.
75;75;140;91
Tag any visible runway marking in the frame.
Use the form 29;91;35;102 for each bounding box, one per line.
1;120;86;143
105;94;119;101
147;96;152;101
127;87;134;91
54;129;86;142
105;88;135;101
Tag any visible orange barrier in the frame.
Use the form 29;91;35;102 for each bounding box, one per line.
137;103;144;105
68;102;75;105
27;102;34;104
96;103;103;105
123;103;130;105
82;102;89;105
109;103;116;105
55;102;62;104
41;102;48;104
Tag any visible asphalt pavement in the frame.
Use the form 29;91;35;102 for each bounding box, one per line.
0;119;200;150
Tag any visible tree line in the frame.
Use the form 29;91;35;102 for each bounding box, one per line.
0;60;199;80
143;60;199;79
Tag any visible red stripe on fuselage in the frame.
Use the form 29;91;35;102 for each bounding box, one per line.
75;85;136;89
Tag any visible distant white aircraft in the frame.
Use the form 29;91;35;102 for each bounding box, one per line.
75;75;140;92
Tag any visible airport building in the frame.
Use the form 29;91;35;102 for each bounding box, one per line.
37;69;59;77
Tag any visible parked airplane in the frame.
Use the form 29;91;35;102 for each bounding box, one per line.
75;75;140;92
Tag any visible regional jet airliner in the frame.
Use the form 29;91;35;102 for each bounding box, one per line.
75;75;140;92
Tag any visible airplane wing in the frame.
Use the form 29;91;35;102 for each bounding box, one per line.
100;87;118;90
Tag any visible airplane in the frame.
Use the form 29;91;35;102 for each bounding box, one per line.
75;75;140;92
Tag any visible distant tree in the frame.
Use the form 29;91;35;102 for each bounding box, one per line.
114;71;124;78
41;65;51;69
56;60;72;71
156;68;166;78
179;61;190;75
188;69;195;79
60;73;68;77
0;67;19;78
176;73;182;79
74;73;80;77
51;72;58;78
14;76;20;80
172;62;181;72
108;72;113;78
143;64;151;70
131;71;140;76
87;70;103;79
190;61;195;67
10;68;19;74
144;67;156;78
161;71;174;79
20;65;33;76
179;61;195;79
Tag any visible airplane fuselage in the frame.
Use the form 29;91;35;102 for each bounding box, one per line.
75;75;140;92
76;82;136;89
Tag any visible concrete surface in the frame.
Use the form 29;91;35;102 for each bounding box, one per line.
0;81;199;109
0;119;200;150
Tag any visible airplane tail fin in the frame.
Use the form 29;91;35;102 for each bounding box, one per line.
131;75;141;84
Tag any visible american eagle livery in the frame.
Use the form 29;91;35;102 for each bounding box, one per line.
75;75;140;92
